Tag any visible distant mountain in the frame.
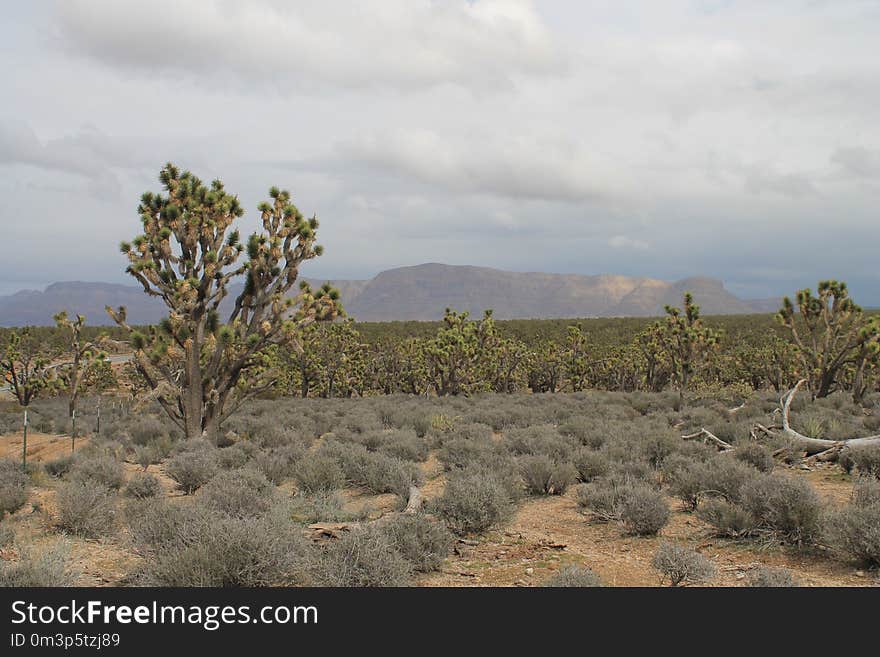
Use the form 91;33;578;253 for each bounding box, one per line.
0;264;779;327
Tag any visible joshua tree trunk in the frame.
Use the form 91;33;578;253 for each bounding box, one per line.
21;408;28;472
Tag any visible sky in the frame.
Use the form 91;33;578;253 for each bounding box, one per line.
0;1;878;302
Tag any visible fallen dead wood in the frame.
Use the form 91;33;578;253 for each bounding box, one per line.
776;380;880;456
681;428;734;451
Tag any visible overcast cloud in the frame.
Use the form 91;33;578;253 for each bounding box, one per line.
0;1;877;302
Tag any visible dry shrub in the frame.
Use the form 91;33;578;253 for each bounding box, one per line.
377;514;453;572
651;542;715;586
198;468;275;518
740;474;821;544
292;455;346;494
541;565;602;587
69;455;125;490
0;459;29;517
518;455;576;495
0;540;77;587
123;472;162;499
56;481;117;538
434;467;513;535
166;449;217;494
315;524;413;587
745;566;799;587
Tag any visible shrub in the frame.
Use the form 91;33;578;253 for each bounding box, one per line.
506;425;573;461
0;541;77;587
664;458;708;510
435;467;513;535
840;444;880;479
215;444;252;470
641;432;679;469
123;472;162;499
697;499;756;538
558;417;607;449
316;524;413;587
56;481;117;538
651;542;715;586
166;450;217;494
128;415;169;446
69;455;125;490
701;456;759;503
198;468;275;518
852;477;880;508
0;522;13;547
745;566;799;587
823;504;880;566
134;506;316;586
250;445;304;484
320;441;419;498
741;474;821;544
44;454;76;478
619;486;670;536
572;448;610;483
292;456;346;494
132;445;160;471
518;455;576;495
541;565;602;587
437;436;498;472
0;459;29;517
378;430;429;462
288;492;363;524
733;443;776;473
378;514;453;572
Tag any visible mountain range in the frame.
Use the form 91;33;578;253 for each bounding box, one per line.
0;263;779;327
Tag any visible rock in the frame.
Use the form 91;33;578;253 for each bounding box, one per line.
525;568;534;575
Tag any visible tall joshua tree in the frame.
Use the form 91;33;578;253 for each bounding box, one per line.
776;280;879;401
107;163;340;440
1;329;60;469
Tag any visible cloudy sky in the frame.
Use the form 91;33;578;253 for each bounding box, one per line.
1;1;878;302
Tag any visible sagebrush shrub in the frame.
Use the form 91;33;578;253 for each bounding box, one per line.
166;450;217;494
292;455;346;494
619;485;670;536
123;472;162;499
56;481;117;538
128;415;169;446
518;455;575;495
697;499;756;538
740;474;821;544
198;468;275;518
822;495;880;566
0;541;77;587
250;445;304;484
733;443;776;473
214;444;252;470
435;467;513;535
840;444;880;479
378;514;453;572
572;447;610;483
44;455;75;478
506;425;574;462
316;524;413;587
0;459;29;517
852;477;880;508
320;440;419;498
745;566;799;587
133;506;316;586
541;565;602;587
437;436;498;471
377;430;429;462
651;542;715;586
69;455;125;490
0;522;14;547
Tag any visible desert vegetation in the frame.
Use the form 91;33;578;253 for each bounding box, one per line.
2;165;879;588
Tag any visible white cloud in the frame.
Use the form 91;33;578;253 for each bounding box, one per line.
609;235;650;251
56;0;566;92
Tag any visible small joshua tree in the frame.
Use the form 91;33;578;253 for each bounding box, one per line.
53;311;108;448
1;329;60;469
424;308;498;396
107;163;340;440
776;280;880;401
649;293;720;409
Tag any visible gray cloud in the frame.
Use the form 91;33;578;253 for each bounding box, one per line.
56;0;567;93
0;1;877;305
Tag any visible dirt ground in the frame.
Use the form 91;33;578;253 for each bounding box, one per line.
2;431;877;587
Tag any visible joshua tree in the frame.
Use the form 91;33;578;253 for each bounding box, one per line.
776;280;879;400
107;163;340;440
53;311;107;447
424;308;497;396
1;329;60;469
649;293;720;409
